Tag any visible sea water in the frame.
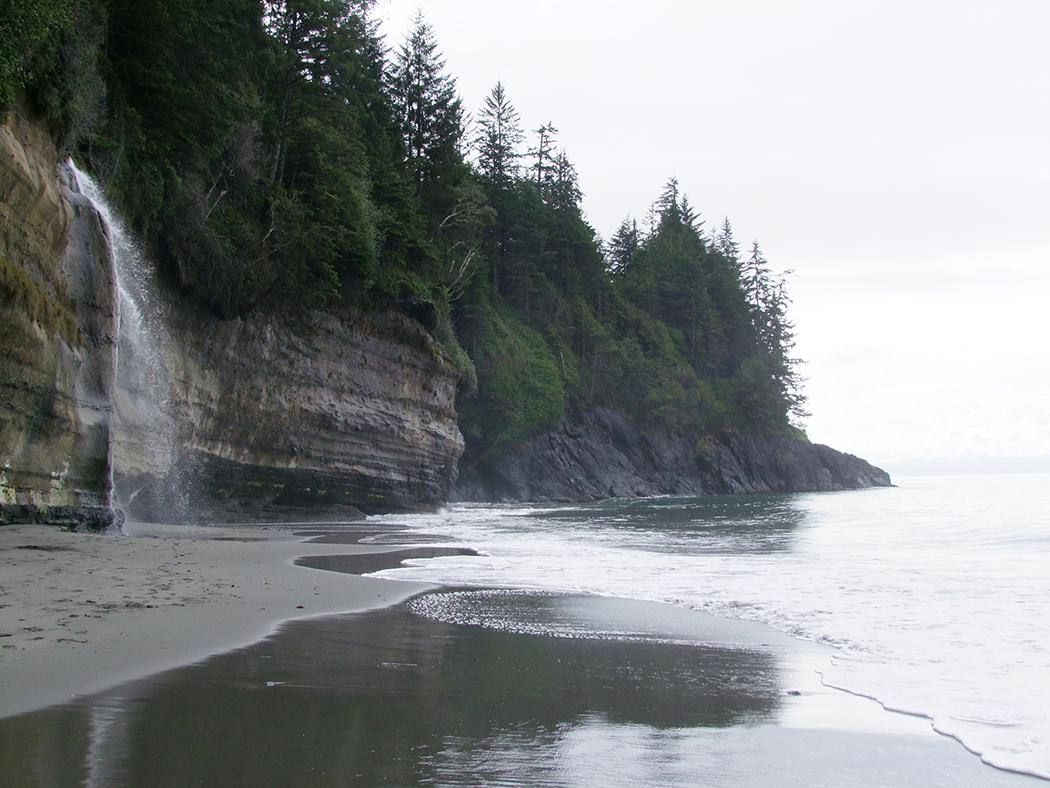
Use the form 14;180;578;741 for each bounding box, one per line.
367;473;1050;781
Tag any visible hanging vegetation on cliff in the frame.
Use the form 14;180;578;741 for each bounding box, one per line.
3;0;807;462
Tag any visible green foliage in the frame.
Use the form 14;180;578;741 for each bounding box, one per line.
12;1;808;461
458;298;565;459
475;82;523;184
0;0;74;105
390;12;464;200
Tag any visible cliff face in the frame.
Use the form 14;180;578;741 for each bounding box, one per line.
2;110;887;529
115;306;464;522
453;407;891;503
0;114;121;529
1;112;463;527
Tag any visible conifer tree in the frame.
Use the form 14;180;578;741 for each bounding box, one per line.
0;0;74;104
742;240;771;313
608;218;640;275
714;218;740;265
475;82;523;183
742;241;807;424
530;122;558;189
389;12;464;194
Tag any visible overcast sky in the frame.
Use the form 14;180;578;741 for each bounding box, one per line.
376;0;1050;475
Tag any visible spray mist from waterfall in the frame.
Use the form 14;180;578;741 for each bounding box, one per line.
69;161;182;516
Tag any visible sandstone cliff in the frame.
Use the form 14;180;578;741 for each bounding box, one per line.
1;111;463;527
0;112;121;529
115;306;464;522
2;109;888;529
453;406;891;503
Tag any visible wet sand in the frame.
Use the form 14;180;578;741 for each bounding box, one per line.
2;589;1043;787
2;523;1045;786
0;521;436;719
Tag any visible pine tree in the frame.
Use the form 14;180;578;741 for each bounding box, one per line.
529;122;558;189
0;0;74;104
607;218;640;275
741;241;807;425
714;217;740;265
742;240;770;313
475;82;523;183
548;150;582;208
389;11;464;194
656;177;681;221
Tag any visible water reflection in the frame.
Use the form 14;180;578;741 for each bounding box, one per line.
295;546;480;575
0;594;783;788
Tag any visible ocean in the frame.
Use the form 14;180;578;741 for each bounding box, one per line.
3;474;1047;787
368;473;1050;782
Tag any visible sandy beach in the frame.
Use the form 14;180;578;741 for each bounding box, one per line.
2;519;1046;787
0;520;434;719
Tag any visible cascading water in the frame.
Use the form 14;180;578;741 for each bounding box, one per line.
69;162;183;519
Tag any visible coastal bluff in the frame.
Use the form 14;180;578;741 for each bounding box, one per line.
1;112;462;527
454;407;891;503
3;111;888;529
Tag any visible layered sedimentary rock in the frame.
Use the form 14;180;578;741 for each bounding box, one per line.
3;109;888;528
453;406;891;503
1;112;463;527
115;307;464;522
0;114;122;530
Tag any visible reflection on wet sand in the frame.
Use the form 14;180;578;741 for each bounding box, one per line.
0;594;782;787
3;590;1034;788
295;546;480;576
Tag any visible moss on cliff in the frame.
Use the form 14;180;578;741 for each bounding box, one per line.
0;248;78;344
460;301;565;461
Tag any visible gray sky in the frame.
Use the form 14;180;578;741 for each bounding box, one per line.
377;0;1050;475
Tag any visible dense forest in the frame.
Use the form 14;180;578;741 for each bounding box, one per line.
2;0;808;465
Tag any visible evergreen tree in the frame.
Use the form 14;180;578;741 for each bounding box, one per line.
742;241;771;313
741;241;807;425
389;11;464;196
548;150;582;208
529;122;558;189
475;81;523;183
0;0;74;104
607;218;640;276
714;217;740;265
13;0;816;450
679;195;704;236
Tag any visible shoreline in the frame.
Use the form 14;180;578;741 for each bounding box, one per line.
2;519;1045;786
0;520;435;719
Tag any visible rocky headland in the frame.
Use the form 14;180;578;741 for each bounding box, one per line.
453;407;890;503
2;111;889;530
1;111;462;527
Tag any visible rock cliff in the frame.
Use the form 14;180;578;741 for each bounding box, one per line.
1;111;463;527
1;112;122;530
453;406;891;503
115;306;464;522
3;110;888;529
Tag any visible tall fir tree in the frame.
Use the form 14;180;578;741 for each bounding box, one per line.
475;81;523;184
389;12;464;196
714;217;740;265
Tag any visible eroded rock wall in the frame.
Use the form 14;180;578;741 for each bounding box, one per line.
0;113;121;529
452;406;891;503
2;111;462;526
115;307;464;522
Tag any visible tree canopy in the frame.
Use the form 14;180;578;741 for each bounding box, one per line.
6;1;808;462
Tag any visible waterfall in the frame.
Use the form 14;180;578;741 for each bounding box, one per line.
69;162;181;518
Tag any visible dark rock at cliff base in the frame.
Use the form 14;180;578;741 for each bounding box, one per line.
0;504;125;532
452;407;891;503
109;308;464;524
2;110;465;523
